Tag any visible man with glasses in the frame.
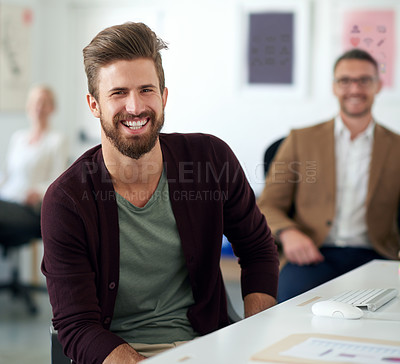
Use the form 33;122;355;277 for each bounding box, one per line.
258;48;400;302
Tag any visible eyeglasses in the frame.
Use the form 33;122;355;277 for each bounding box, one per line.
334;76;377;89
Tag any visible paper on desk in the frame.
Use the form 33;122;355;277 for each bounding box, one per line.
282;337;400;363
251;334;400;364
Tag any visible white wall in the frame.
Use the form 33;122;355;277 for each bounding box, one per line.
1;0;400;199
0;0;72;167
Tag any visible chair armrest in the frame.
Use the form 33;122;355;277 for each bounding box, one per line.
50;325;71;364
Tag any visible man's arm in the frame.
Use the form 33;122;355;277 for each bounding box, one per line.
41;166;127;364
244;292;276;318
103;344;146;364
209;135;279;311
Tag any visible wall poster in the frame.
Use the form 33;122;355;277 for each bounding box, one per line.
342;10;396;88
248;12;294;85
0;5;33;111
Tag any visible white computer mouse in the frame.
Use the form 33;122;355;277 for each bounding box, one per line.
312;300;364;319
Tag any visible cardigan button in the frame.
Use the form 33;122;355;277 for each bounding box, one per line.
109;282;116;290
104;317;111;325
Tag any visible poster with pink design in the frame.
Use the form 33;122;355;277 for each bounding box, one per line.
342;10;395;88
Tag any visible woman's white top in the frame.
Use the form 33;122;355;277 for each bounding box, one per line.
0;128;69;203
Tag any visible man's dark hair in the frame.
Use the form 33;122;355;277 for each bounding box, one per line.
83;22;168;101
334;48;378;74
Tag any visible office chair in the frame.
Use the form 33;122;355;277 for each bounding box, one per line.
397;194;400;231
263;137;285;177
226;291;242;323
0;238;47;315
50;326;71;364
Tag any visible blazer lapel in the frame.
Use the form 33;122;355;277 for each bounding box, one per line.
319;120;336;206
366;124;391;207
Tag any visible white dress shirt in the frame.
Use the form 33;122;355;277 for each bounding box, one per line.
0;128;68;204
323;116;375;249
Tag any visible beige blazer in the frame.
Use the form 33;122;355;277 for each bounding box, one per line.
257;119;400;260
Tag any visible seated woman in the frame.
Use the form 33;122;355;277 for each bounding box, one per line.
0;85;69;244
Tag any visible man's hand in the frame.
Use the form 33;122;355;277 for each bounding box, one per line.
102;343;147;364
244;292;276;318
280;228;324;265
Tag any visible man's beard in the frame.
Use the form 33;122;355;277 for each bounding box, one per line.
341;95;371;118
342;107;370;118
100;109;164;160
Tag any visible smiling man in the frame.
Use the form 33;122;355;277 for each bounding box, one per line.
41;22;279;364
258;48;400;302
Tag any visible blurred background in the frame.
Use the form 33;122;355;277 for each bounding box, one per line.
0;0;399;362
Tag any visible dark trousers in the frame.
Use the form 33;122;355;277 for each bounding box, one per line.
277;246;386;303
0;200;41;246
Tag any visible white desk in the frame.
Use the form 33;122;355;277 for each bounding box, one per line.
146;260;400;364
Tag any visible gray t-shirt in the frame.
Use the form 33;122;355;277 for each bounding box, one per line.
110;170;198;344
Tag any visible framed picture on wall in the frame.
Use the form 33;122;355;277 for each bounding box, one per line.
238;0;311;98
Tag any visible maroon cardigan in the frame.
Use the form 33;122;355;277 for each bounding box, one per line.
41;133;279;364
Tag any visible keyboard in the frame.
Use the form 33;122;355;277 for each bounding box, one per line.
329;288;398;312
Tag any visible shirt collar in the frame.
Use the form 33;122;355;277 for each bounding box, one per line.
334;115;375;140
